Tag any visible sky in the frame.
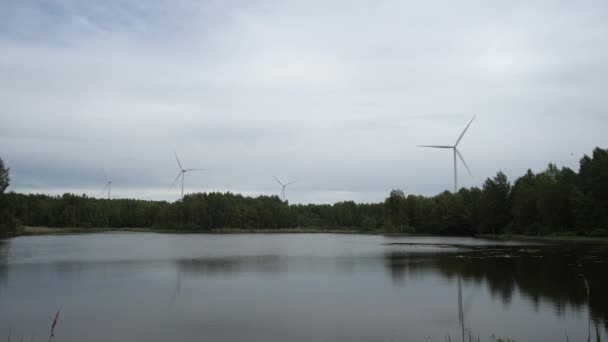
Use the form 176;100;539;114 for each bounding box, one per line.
0;0;607;204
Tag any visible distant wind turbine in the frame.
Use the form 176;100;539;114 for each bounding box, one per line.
170;152;204;199
417;115;475;192
102;170;112;200
273;176;296;202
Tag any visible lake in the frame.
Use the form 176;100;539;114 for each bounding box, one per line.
0;233;607;341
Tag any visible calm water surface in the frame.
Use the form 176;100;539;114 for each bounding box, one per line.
0;233;607;341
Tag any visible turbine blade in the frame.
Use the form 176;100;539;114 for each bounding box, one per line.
101;183;109;194
169;172;182;191
185;168;204;172
456;149;473;177
103;169;108;182
273;176;284;186
455;115;476;146
285;180;297;186
174;152;183;170
417;145;453;148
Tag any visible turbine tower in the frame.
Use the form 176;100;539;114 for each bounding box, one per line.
417;115;475;192
170;152;204;199
273;176;296;202
102;170;112;200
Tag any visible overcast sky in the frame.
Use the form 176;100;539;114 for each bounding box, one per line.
0;0;606;203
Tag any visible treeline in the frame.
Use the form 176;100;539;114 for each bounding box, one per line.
0;147;607;236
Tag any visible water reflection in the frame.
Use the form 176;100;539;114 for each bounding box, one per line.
175;255;287;276
384;243;608;327
168;241;608;331
0;240;7;291
1;234;607;341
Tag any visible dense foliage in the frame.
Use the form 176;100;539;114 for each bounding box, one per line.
0;157;20;236
0;147;607;236
0;158;8;194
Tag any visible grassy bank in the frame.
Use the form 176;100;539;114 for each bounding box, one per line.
17;226;375;236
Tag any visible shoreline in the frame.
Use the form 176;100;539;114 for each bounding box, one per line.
476;233;608;244
13;226;454;237
7;227;608;243
16;226;380;236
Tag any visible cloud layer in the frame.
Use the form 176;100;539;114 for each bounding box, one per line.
1;0;607;203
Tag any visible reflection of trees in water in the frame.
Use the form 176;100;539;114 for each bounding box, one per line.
0;241;8;293
384;245;608;329
169;255;285;308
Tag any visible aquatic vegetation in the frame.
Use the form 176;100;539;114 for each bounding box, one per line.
48;309;60;341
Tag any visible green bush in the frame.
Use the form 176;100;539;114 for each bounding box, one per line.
0;209;21;236
551;231;577;237
360;216;377;231
538;225;552;236
401;225;416;234
589;228;608;237
524;223;541;235
502;222;516;235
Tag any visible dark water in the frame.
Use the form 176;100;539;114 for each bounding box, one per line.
0;233;607;342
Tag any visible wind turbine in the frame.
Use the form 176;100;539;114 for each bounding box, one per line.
417;115;475;192
170;152;204;199
102;170;112;200
273;176;296;202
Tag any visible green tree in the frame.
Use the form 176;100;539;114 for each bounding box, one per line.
479;172;511;235
0;158;20;235
571;188;596;234
511;170;538;233
0;157;8;194
384;189;409;231
578;148;608;227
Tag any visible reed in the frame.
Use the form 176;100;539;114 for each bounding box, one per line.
47;310;60;342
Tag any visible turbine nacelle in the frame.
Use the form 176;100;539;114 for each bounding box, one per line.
273;176;296;201
102;169;112;200
170;152;204;199
417;115;476;192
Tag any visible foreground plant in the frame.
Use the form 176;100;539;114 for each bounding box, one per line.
48;309;60;341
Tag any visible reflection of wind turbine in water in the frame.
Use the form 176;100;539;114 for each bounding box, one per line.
170;153;204;199
417;115;475;192
169;270;181;308
455;275;477;342
434;274;475;340
273;176;296;202
458;277;465;342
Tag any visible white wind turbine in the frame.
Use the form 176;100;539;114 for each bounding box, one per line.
102;170;112;200
170;152;204;199
417;115;475;192
273;176;296;202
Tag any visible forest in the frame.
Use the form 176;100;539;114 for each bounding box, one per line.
0;147;607;237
